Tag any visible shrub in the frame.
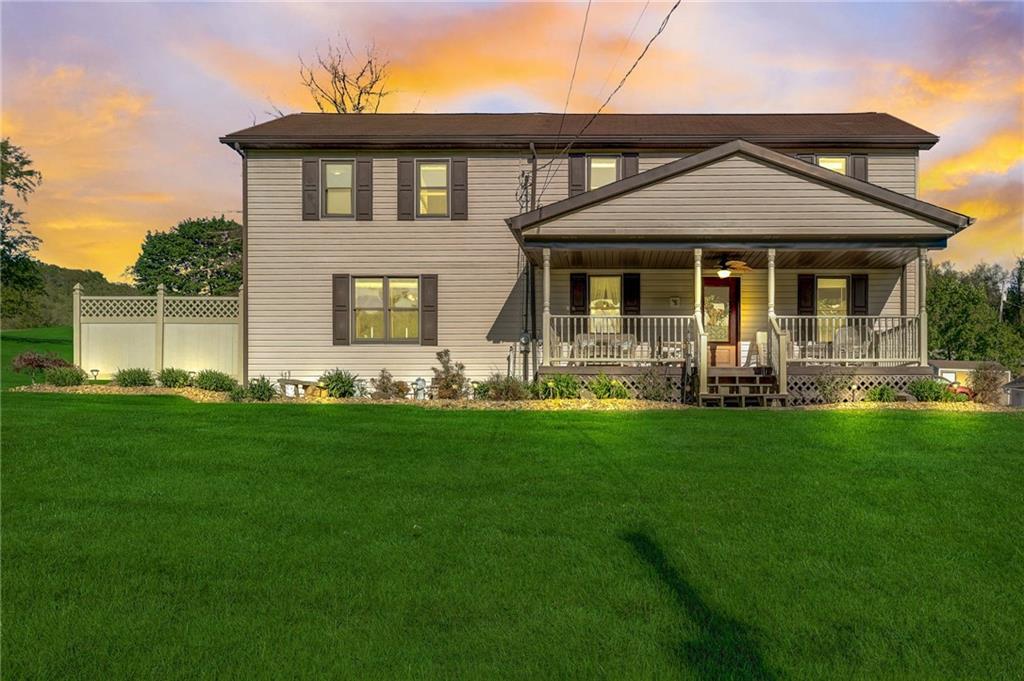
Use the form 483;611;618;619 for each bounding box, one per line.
229;384;249;402
43;365;88;386
969;363;1006;405
907;378;952;403
863;385;898;402
535;373;582;399
476;374;531;401
636;367;673;402
431;349;469;399
371;369;409;400
12;351;71;382
157;367;191;388
246;376;276;402
589;373;629;399
320;369;360;398
193;369;237;392
114;367;155;387
813;372;853;404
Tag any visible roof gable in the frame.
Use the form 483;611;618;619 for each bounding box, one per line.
507;140;972;238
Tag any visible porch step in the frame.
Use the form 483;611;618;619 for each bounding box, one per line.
701;367;785;406
699;392;790;408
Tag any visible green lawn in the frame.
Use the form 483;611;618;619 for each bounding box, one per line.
1;325;72;387
3;329;1024;679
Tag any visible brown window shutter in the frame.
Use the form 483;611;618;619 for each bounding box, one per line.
397;158;414;220
795;154;815;165
332;274;350;345
797;274;816;315
568;154;586;196
623;273;641;315
850;274;869;315
420;274;438;346
622;153;639;178
355;158;373;220
850;154;868;182
302;158;320;221
570;273;588;315
451;158;468;220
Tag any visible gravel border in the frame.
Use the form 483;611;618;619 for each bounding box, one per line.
10;383;1018;412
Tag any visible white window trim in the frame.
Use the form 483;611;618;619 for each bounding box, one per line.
321;159;356;219
415;158;451;219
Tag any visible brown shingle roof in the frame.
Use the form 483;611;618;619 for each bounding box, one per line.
221;112;939;150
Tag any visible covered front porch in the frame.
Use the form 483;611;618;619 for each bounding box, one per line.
531;244;930;399
505;138;969;401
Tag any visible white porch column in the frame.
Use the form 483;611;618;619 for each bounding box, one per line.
542;248;551;366
767;248;776;317
918;248;928;366
693;248;703;318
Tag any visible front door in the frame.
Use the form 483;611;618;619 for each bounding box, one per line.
702;277;740;366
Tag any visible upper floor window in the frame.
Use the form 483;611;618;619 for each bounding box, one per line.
588;156;620;190
816;156;848;175
323;161;354;217
417;160;449;217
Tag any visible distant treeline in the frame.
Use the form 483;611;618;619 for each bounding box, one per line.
1;262;137;329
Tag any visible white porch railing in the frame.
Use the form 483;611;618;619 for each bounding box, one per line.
775;315;920;365
767;315;789;394
547;314;698;366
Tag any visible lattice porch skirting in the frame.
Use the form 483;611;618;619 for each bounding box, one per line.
537;365;692;403
786;366;934;405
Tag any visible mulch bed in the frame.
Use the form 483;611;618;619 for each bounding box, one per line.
9;384;1017;412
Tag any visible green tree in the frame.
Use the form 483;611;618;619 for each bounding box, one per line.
928;263;1024;371
1;138;44;318
1004;256;1024;329
127;216;242;295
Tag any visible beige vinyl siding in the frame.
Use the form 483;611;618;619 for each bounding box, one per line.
868;152;917;197
544;267;908;365
246;151;528;383
535;155;949;239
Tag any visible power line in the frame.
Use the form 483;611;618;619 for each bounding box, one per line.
595;1;650;104
537;0;683;203
542;0;593;198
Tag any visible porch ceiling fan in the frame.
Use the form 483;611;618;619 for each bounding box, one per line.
715;255;753;278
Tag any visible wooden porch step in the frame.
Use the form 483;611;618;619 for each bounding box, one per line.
699;392;790;408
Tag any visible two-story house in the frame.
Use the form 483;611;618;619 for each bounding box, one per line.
220;113;973;404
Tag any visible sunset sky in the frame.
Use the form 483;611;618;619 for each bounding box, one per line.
2;1;1022;281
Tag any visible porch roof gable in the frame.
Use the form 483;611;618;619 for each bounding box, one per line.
506;139;973;238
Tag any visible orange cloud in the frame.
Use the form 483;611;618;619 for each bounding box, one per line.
941;181;1024;268
920;128;1024;192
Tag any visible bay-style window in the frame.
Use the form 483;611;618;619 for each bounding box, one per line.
417;160;449;217
816;156;848;175
322;161;354;216
588;156;620;190
353;276;419;342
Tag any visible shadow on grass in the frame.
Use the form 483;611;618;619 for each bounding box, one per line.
1;334;71;347
623;531;775;681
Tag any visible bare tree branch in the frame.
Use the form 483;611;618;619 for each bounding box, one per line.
298;36;391;113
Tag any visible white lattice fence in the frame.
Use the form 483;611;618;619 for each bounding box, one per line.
73;284;243;380
539;367;692;403
787;371;932;405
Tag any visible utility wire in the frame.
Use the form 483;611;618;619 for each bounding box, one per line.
595;0;650;104
537;0;682;203
542;0;593;199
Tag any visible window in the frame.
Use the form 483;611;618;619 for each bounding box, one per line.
816;277;848;342
388;278;420;341
816;156;848;175
417;161;449;217
588;156;620;190
323;161;354;216
353;277;419;342
589;275;621;332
